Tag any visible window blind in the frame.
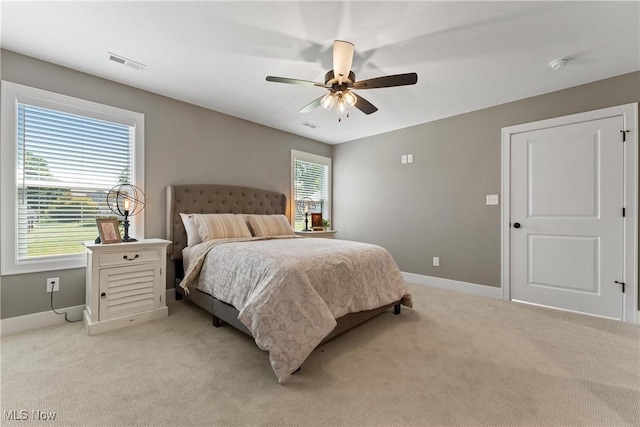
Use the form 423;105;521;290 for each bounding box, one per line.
293;156;330;229
16;104;134;260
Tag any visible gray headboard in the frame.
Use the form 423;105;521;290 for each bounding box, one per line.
166;184;287;260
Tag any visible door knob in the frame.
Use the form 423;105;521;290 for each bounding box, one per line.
513;222;521;229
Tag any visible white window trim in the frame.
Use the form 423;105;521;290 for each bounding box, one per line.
290;149;332;227
1;81;145;275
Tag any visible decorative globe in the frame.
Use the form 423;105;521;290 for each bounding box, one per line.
296;197;317;215
107;184;145;217
104;184;145;242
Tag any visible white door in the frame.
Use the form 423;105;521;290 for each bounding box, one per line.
510;116;624;319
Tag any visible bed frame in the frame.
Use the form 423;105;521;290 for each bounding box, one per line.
166;184;401;344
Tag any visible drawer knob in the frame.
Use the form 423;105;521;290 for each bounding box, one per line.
100;292;106;299
123;254;140;261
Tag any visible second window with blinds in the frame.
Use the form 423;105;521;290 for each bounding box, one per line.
290;150;332;231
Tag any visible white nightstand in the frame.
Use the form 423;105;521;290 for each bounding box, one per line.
295;230;337;239
82;238;171;335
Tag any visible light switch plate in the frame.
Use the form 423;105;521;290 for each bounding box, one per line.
401;155;407;164
486;194;499;205
407;154;414;163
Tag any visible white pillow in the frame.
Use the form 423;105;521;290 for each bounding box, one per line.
194;213;252;241
179;213;202;247
246;214;295;237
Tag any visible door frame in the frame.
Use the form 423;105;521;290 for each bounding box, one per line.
501;103;638;324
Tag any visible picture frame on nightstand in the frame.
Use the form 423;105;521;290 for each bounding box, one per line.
311;213;323;231
96;218;121;244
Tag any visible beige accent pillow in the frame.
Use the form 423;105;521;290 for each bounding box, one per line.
246;214;295;237
179;213;202;247
194;213;252;241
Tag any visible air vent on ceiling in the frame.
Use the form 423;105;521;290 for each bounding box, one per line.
107;52;146;70
301;121;319;129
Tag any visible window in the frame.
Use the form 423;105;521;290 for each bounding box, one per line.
1;82;144;274
291;150;331;230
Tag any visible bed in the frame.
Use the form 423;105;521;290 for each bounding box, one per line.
166;184;412;383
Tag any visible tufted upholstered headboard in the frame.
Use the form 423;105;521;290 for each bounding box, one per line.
166;184;288;260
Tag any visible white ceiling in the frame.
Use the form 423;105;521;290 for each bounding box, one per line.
1;1;639;145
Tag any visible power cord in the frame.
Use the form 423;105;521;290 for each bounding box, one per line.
50;284;82;323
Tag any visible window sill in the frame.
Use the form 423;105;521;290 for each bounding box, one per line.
1;254;86;276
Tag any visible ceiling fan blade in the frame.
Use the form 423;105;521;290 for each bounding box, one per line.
354;94;378;115
299;96;324;113
266;76;328;88
333;40;355;84
353;73;418;90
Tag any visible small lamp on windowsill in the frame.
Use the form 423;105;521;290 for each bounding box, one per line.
98;184;145;243
296;197;316;232
304;205;310;231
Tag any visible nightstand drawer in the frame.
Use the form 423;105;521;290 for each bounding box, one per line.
99;249;161;267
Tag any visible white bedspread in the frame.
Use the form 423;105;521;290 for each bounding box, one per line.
180;236;412;383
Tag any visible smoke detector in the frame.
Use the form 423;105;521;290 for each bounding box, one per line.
549;57;569;70
107;52;146;70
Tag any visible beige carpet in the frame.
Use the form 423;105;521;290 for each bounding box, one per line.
1;284;639;426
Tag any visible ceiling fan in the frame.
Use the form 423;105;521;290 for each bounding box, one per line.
266;40;418;121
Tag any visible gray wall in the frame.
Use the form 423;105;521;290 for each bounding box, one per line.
334;71;640;288
2;48;638;319
0;49;331;319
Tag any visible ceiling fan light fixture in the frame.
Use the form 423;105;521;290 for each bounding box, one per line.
336;98;347;115
320;92;335;110
265;39;417;118
343;90;357;107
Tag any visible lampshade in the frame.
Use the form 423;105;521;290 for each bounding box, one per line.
107;184;145;217
336;99;347;115
296;197;317;215
321;92;335;110
343;90;357;107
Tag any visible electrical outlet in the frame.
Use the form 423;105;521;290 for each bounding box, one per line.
46;277;59;292
433;257;440;267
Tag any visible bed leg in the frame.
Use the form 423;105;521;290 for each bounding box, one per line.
212;315;222;327
393;303;401;315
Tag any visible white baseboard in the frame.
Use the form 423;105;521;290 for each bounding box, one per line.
402;272;502;299
0;279;500;337
0;305;85;336
1;289;178;337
